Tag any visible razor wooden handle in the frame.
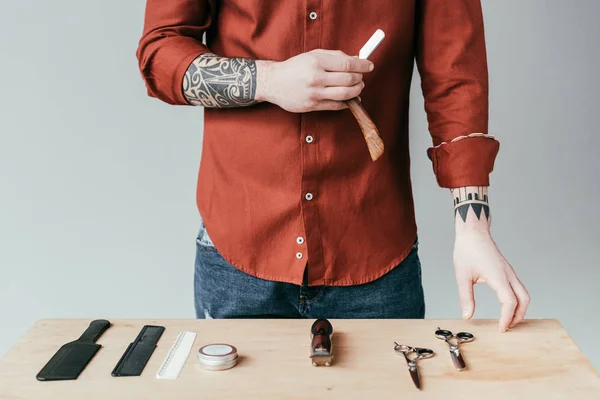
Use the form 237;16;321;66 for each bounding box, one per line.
345;98;384;161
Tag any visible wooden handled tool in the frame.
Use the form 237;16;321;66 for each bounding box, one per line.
310;319;334;366
345;97;384;161
346;29;386;161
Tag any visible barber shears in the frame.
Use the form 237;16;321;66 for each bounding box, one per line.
393;343;434;390
435;327;474;371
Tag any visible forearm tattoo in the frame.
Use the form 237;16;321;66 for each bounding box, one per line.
451;186;490;223
183;53;258;107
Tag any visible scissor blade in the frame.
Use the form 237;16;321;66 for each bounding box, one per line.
450;350;467;371
409;367;421;390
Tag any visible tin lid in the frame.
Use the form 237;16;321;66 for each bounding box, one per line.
198;344;238;365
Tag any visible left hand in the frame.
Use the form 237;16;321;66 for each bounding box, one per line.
453;230;530;332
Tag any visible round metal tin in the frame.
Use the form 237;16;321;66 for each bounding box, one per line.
198;344;238;371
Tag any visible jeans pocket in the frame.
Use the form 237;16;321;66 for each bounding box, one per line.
414;251;423;279
412;235;419;251
196;218;217;252
196;237;219;253
400;242;422;280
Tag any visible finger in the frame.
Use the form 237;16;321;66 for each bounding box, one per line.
317;54;374;73
320;81;365;101
312;100;349;111
456;274;475;320
311;49;347;56
508;277;530;328
321;72;363;87
488;279;518;332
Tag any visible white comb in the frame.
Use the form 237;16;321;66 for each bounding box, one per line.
156;331;196;380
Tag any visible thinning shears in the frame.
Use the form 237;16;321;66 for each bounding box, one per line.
435;327;475;371
393;342;434;390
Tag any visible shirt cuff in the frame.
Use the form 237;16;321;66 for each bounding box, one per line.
139;36;210;105
426;134;500;188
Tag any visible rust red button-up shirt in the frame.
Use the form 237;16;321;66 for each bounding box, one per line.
137;0;500;286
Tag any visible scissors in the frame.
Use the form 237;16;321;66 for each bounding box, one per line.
435;327;474;371
393;342;434;390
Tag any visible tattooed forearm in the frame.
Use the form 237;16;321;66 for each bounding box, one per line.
183;53;258;108
451;186;490;223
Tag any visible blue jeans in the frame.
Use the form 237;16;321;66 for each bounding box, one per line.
194;221;425;319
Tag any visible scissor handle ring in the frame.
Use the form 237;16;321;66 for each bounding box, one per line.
456;332;474;342
393;343;413;354
416;348;435;359
435;329;453;340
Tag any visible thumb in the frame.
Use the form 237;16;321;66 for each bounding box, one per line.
457;274;475;319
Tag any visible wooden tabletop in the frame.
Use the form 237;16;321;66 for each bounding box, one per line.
0;319;598;399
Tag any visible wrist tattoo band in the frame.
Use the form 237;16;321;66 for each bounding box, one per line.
451;186;490;223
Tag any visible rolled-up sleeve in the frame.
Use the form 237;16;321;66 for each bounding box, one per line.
136;0;214;105
415;0;500;188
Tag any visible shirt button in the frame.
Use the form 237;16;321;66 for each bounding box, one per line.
296;237;305;245
305;193;313;201
296;252;303;259
309;12;317;20
305;135;314;143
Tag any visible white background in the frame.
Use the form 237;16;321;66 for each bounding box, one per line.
1;0;598;371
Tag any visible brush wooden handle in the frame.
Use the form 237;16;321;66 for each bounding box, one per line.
345;97;384;161
310;319;333;365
